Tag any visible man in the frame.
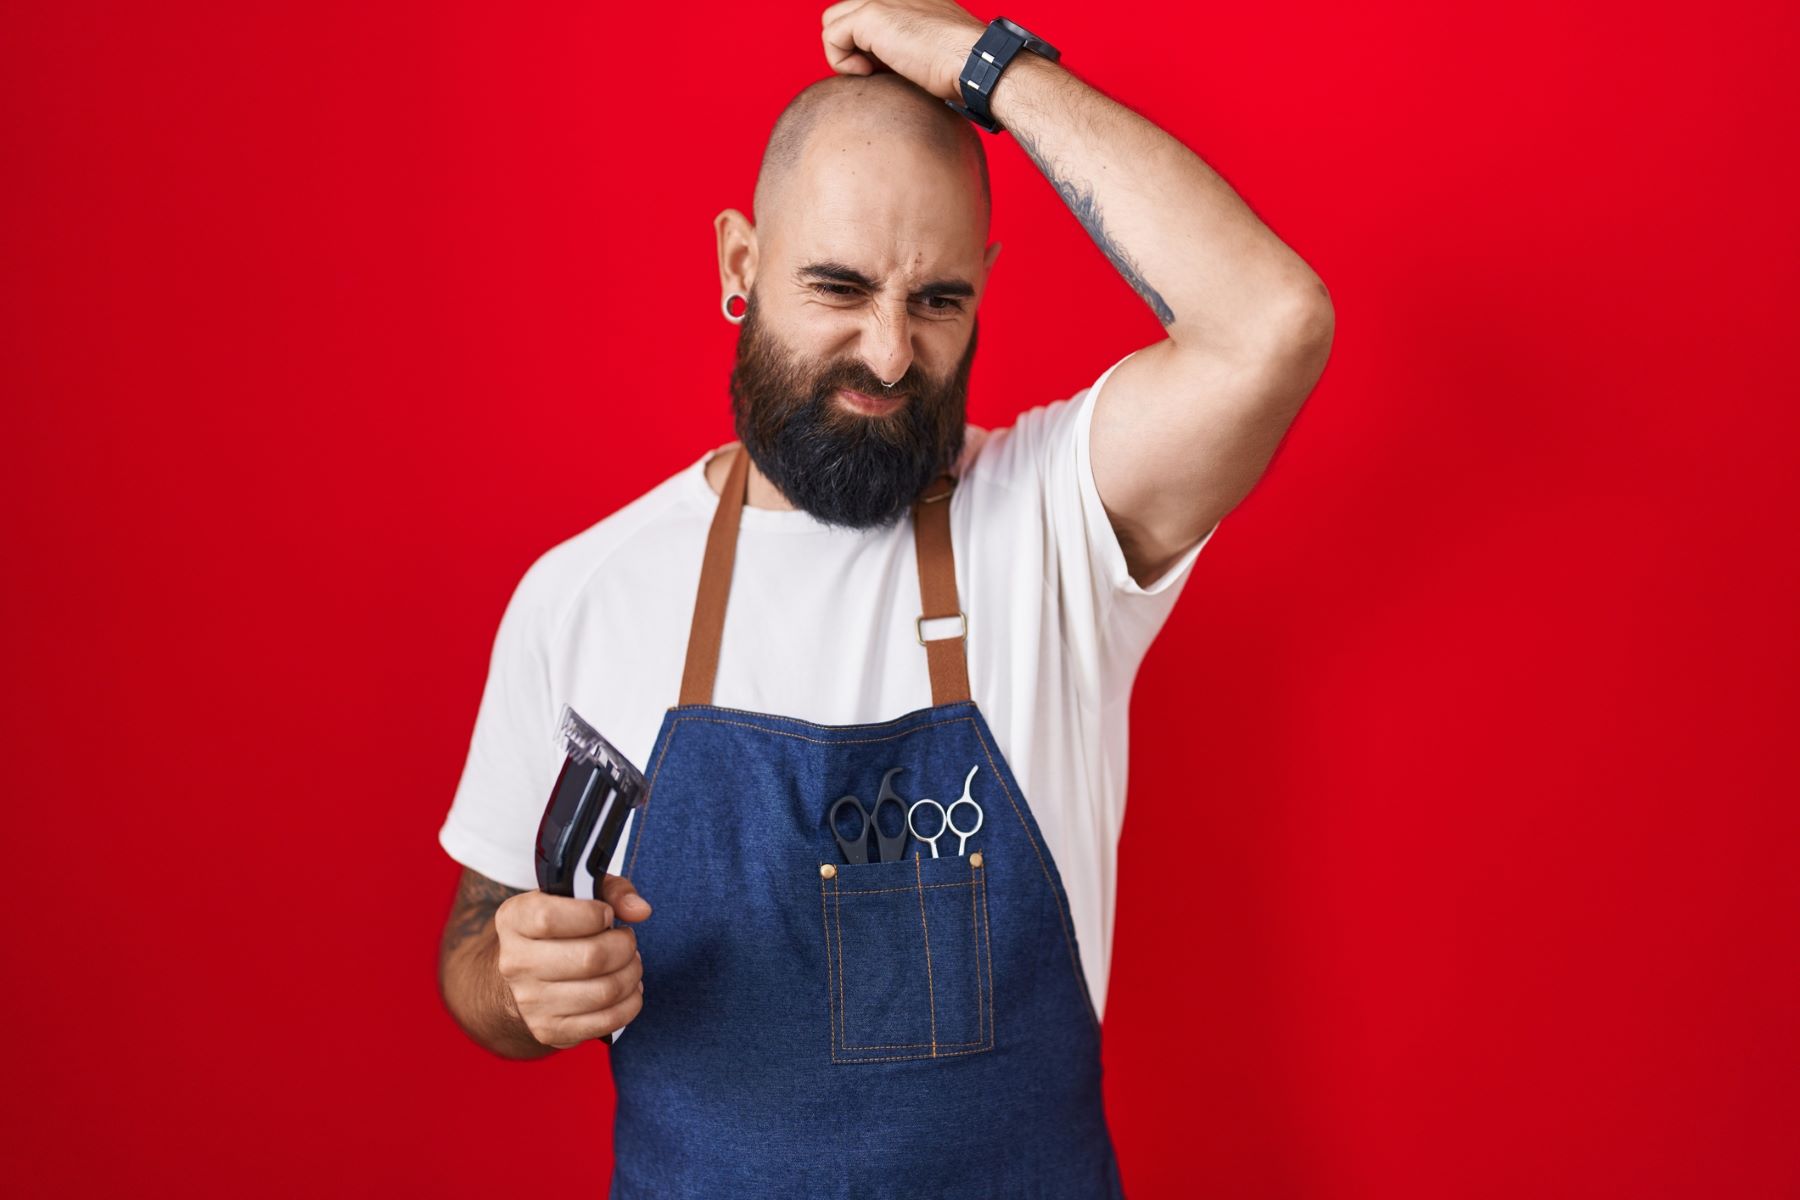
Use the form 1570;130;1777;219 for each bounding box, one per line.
437;2;1331;1195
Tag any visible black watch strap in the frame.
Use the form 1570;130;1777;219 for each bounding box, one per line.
945;16;1061;135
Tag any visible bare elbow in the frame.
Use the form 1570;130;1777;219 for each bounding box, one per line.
1272;274;1334;350
1264;282;1335;393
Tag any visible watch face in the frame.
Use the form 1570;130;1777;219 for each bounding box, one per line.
993;15;1059;60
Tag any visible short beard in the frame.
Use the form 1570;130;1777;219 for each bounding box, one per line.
727;291;976;531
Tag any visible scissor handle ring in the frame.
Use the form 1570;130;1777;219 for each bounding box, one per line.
871;769;910;848
945;797;984;840
869;794;909;862
907;798;947;858
831;794;869;837
830;794;871;863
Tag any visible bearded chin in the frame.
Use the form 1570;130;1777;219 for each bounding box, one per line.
728;306;975;531
737;393;960;530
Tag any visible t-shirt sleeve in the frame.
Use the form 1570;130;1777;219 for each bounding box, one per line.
1045;348;1220;694
437;555;563;892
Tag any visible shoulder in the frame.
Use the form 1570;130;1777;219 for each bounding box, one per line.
955;388;1089;504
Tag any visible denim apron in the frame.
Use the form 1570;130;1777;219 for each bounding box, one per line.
607;444;1125;1199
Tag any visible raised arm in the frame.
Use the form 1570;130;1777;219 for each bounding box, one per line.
986;53;1333;587
822;1;1336;587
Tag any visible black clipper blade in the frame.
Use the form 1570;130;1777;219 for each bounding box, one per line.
533;704;649;899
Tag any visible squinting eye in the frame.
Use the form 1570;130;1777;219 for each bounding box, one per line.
811;284;963;314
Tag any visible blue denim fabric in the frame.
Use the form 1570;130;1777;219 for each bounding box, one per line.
606;699;1126;1199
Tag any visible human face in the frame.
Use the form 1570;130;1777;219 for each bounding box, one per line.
723;119;991;528
728;287;978;530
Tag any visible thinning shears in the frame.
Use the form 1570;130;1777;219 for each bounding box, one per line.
906;764;985;858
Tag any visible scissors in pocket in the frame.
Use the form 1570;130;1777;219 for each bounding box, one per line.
830;766;911;864
907;764;985;858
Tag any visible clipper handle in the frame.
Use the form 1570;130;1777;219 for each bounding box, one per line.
534;706;649;1050
534;755;606;897
533;754;630;1046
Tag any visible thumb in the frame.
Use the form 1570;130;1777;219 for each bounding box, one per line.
599;872;652;922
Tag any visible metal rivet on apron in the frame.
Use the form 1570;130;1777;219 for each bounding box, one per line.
820;863;838;879
969;852;984;868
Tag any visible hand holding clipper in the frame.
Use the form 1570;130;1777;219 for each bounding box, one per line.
500;705;653;1047
493;873;650;1049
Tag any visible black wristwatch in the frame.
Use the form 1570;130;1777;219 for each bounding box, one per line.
944;16;1061;135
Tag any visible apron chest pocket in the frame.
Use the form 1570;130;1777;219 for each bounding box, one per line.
818;849;994;1063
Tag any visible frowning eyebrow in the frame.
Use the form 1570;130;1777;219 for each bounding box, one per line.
796;261;976;300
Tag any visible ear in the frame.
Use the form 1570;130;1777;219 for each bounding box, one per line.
715;208;759;297
983;240;1003;273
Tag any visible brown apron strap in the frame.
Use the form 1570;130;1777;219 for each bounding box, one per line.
677;443;750;706
913;472;971;705
678;444;970;708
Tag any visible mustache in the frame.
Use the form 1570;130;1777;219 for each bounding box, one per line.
818;371;913;403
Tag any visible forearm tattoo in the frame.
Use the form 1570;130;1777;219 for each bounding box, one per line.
1011;124;1177;328
442;868;523;960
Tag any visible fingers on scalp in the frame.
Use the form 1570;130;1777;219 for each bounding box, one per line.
820;0;870;25
821;16;864;66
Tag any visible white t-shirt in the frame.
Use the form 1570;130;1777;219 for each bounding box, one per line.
438;349;1218;1021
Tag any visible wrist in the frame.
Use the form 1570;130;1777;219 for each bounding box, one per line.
984;46;1059;129
946;22;989;108
450;932;559;1060
487;943;559;1059
944;16;1064;135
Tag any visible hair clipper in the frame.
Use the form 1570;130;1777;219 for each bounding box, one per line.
533;705;649;1046
535;704;649;899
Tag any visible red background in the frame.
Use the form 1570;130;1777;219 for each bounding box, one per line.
5;2;1797;1196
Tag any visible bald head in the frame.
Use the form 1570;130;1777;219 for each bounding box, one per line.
752;73;991;242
